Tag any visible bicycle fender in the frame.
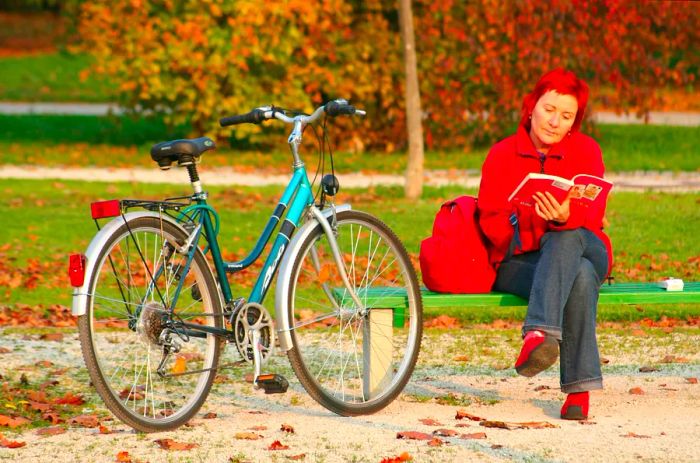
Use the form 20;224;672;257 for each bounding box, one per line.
274;204;352;352
71;211;221;316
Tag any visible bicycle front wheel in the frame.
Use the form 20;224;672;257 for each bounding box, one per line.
286;210;422;415
77;216;222;432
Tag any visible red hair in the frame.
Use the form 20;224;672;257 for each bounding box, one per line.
520;68;589;133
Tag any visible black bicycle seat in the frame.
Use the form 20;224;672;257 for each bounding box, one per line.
150;137;216;170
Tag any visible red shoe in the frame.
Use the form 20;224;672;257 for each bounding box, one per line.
514;330;559;377
560;392;589;420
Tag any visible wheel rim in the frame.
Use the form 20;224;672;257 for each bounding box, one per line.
87;224;218;425
290;216;420;408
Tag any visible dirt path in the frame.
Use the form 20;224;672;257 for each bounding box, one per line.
1;165;700;191
1;327;698;463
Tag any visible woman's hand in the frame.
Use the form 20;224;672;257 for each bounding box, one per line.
533;191;570;224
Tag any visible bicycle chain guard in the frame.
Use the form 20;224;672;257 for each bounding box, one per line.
233;302;275;364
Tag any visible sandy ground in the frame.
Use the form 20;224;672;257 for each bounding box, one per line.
1;327;698;463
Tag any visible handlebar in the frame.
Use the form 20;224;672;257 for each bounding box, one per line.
219;99;365;127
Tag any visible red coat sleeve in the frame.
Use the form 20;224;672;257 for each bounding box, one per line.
477;146;515;263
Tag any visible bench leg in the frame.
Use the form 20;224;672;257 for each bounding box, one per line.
363;308;393;400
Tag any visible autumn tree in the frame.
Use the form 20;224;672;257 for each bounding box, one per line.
77;0;699;154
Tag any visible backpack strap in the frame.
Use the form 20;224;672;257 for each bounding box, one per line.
503;212;522;262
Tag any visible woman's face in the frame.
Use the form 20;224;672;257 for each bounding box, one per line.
529;90;578;153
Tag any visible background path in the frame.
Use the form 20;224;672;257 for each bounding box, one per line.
1;165;699;191
1;101;700;126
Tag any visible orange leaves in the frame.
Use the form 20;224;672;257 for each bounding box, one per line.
380;452;413;463
154;438;199;451
423;315;461;329
0;433;25;448
0;414;31;428
171;355;188;375
267;440;290;450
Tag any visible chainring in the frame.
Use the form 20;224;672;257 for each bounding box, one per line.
233;302;275;364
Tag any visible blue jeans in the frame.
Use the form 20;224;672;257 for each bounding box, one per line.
494;228;608;393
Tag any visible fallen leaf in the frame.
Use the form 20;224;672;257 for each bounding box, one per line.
380;452;413;463
116;451;132;462
433;428;458;437
686;377;698;384
154;438;198;450
203;412;217;419
99;425;114;434
234;432;262;440
629;387;645;395
27;400;51;412
480;420;557;430
42;412;62;424
0;435;25;448
287;453;306;460
268;440;290;450
281;423;295;433
0;414;31;428
534;385;551;391
39;333;64;342
621;432;651;438
172;356;187;375
248;425;267;431
69;414;100;428
455;410;484;421
0;347;11;354
461;432;487;439
427;437;443;446
36;426;66;436
397;431;432;440
639;366;659;373
452;355;469;362
54;392;84;405
35;360;54;368
424;315;461;329
660;355;688;363
419;418;442;426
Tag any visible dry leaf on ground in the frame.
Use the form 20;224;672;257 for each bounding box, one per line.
154;438;198;450
268;440;290;450
397;431;432;440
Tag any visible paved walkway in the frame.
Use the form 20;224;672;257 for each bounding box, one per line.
1;101;699;126
1;165;698;191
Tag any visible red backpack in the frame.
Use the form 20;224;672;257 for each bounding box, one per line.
419;196;496;293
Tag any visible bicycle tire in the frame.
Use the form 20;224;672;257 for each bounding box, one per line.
286;210;422;415
77;216;222;432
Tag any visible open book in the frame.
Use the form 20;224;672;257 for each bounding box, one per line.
508;173;613;211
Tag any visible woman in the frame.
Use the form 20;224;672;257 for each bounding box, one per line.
477;69;612;420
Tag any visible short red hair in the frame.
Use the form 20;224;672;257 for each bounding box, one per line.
520;68;589;133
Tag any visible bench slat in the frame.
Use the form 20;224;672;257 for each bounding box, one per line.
349;282;700;309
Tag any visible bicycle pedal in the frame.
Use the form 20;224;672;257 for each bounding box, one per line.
255;374;288;394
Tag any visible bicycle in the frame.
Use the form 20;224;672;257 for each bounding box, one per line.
69;99;423;432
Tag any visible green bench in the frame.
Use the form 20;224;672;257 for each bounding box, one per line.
353;282;700;327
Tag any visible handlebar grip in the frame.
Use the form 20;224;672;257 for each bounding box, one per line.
324;100;356;117
219;108;267;127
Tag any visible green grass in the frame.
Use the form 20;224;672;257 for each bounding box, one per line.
1;112;699;172
0;52;113;102
0;179;697;323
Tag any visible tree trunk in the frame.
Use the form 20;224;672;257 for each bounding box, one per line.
398;0;424;200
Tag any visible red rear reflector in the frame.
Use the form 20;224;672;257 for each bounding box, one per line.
91;200;121;219
69;254;87;287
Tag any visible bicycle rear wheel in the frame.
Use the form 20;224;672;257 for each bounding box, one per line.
77;216;222;432
286;210;422;415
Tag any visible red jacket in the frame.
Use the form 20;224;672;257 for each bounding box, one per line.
477;126;613;274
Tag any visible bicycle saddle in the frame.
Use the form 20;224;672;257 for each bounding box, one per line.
150;137;216;170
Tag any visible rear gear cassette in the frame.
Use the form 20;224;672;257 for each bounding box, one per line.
234;302;274;364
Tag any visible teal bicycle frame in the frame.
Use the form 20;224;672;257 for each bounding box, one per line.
175;164;315;312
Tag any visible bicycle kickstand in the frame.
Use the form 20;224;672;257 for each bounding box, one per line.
251;328;289;394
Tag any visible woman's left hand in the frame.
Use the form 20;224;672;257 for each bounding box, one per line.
533;191;570;224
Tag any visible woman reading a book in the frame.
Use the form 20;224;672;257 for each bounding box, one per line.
477;69;612;420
